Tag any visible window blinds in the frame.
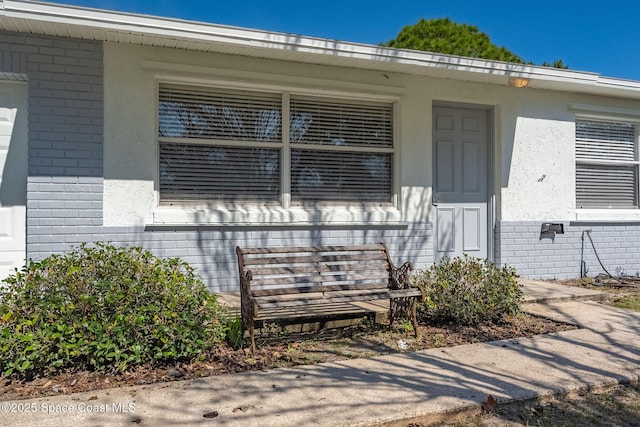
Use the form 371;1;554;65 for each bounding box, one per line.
289;96;394;203
576;119;638;208
159;143;280;203
289;96;393;147
291;150;392;203
159;84;282;141
157;84;394;205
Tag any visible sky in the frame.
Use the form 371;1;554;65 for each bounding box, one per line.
47;0;640;81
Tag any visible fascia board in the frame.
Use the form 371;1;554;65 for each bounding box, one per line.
2;0;640;98
0;1;590;77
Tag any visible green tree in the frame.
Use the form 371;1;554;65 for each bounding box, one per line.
541;59;569;69
384;18;567;68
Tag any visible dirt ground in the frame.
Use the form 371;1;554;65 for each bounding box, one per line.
423;382;640;427
0;312;575;402
554;276;640;297
494;382;640;426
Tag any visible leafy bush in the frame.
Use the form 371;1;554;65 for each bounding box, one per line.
413;255;522;325
0;243;227;378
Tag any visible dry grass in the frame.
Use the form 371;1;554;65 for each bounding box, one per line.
430;382;640;427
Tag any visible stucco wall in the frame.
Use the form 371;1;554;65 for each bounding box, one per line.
499;109;576;221
98;43;640;283
99;43;438;290
102;43;640;229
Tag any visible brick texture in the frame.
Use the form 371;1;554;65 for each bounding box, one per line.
26;222;433;293
495;221;640;280
1;32;109;278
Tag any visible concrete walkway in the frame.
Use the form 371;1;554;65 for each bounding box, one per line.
2;281;639;427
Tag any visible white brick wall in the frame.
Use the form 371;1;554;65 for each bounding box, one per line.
25;222;432;292
496;221;640;279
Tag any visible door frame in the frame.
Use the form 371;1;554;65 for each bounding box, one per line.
432;101;495;261
0;80;28;280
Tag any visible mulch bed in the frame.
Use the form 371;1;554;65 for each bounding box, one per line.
1;312;577;402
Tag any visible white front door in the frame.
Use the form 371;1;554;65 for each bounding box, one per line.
432;105;489;261
0;82;28;280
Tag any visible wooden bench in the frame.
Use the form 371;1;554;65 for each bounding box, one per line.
236;243;423;350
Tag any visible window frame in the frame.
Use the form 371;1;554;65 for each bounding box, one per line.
155;80;400;213
158;84;284;205
575;116;640;210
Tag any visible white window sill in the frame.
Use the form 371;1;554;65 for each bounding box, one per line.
575;209;640;222
151;205;403;226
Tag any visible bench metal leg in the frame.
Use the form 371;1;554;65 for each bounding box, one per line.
390;297;419;338
389;298;395;328
250;322;256;352
411;298;418;338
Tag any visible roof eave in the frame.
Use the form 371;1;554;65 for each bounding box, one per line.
1;0;640;99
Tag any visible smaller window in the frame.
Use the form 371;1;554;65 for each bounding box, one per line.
576;119;639;209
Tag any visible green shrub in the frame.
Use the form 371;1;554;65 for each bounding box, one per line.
413;255;522;325
0;242;227;379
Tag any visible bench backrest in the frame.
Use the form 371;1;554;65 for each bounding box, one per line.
236;243;394;297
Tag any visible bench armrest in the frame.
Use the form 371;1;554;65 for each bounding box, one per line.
389;261;414;290
240;270;258;323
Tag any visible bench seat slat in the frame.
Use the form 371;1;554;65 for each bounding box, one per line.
242;253;387;266
250;271;390;287
255;289;423;309
239;244;384;255
251;282;392;297
254;304;386;320
247;261;388;276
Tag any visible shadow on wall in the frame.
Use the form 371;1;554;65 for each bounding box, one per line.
149;76;435;291
260;31;571;201
154;188;435;292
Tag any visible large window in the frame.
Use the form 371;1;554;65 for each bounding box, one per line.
576;119;639;209
289;96;393;203
158;83;395;206
158;85;282;203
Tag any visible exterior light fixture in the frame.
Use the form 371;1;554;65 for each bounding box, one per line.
508;77;530;88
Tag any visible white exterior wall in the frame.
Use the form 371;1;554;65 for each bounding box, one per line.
498;94;576;221
104;43;417;226
103;43;640;229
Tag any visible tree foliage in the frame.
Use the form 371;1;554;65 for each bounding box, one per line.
541;59;569;69
384;18;567;68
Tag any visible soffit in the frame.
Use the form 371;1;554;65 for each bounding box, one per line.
1;0;640;100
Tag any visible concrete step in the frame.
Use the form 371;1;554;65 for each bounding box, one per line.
521;279;607;304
